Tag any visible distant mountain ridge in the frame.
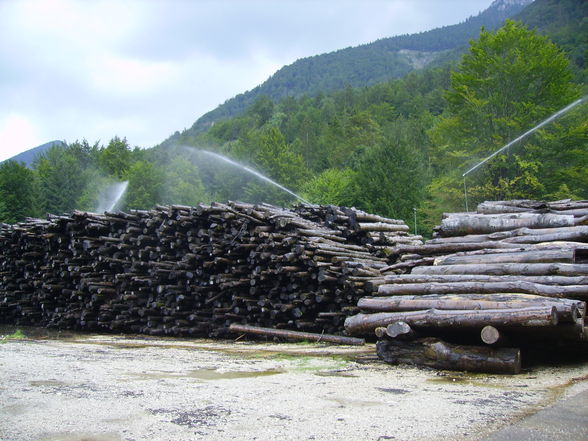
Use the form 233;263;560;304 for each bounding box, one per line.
2;140;65;168
160;0;532;146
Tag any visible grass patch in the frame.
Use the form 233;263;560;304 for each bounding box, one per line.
0;329;26;343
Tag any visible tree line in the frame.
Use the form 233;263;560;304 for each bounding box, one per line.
1;21;586;234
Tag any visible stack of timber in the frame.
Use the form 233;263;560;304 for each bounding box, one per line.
0;202;418;338
345;199;588;373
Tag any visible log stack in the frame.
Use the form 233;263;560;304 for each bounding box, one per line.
346;199;588;373
0;202;417;338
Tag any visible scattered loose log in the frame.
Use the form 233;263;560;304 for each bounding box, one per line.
376;338;521;374
228;323;365;345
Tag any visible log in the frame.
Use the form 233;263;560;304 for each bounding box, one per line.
427;226;588;245
376;274;588;286
412;263;588;277
385;321;417;340
434;248;582;266
480;325;510;346
358;294;584;321
376;281;588;301
439;213;576;236
376;338;521;374
228;323;365;345
345;307;559;336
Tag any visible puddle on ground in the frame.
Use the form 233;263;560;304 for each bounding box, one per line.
314;370;358;378
2;403;30;416
329;397;384;408
126;368;284;381
376;387;410;394
29;380;68;388
426;373;511;388
40;432;121;441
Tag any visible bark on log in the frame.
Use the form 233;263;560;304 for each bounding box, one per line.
434;248;583;266
427;226;588;245
376;338;521;374
358;294;583;321
440;213;576;237
228;323;365;345
345;307;558;336
376;281;588;301
378;274;588;286
412;263;588;277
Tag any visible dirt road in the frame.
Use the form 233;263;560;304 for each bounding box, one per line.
1;328;587;441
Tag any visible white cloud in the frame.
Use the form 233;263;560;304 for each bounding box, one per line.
0;0;494;160
0;115;43;161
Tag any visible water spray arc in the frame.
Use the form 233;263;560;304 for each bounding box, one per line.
462;95;588;210
96;181;129;213
197;149;310;204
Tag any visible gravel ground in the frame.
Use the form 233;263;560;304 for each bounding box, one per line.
1;328;587;441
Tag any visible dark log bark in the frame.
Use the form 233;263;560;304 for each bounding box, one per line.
228;323;365;345
376;338;521;374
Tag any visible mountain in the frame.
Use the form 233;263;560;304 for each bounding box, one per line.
2;140;65;168
512;0;587;81
159;0;532;146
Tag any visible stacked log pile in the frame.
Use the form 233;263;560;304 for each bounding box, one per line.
0;202;417;338
346;199;588;373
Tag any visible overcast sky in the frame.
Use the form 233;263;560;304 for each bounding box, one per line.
0;0;494;162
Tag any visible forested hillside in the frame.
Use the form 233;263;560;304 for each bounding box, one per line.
162;0;531;142
1;0;586;235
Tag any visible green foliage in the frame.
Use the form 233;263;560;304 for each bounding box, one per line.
99;136;132;178
1;4;585;236
0;160;37;223
170;0;528;139
35;146;85;214
352;140;428;225
161;157;210;206
124;161;164;210
301;168;357;206
428;20;581;215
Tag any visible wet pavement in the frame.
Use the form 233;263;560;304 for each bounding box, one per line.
1;327;587;441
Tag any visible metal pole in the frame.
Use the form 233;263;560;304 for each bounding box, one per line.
464;177;469;213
